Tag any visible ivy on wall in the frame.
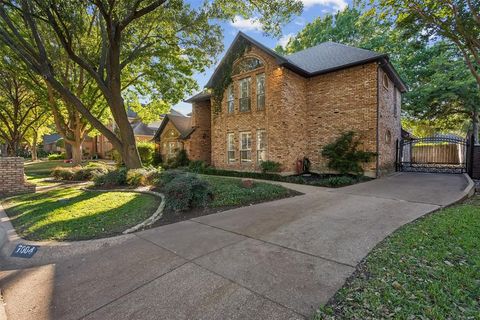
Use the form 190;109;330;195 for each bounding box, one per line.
209;38;251;115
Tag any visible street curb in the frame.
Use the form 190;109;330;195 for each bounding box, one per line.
462;173;475;199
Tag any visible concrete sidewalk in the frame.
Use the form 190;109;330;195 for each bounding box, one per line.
0;173;473;320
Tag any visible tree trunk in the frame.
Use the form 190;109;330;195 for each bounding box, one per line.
31;131;38;161
71;141;82;165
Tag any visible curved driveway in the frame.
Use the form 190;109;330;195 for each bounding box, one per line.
0;173;472;320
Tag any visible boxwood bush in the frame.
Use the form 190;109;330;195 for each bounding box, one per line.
163;174;213;213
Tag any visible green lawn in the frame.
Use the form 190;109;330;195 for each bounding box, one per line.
24;160;74;179
201;175;297;207
314;196;480;320
2;186;160;241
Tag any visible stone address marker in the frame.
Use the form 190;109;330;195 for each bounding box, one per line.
11;244;39;258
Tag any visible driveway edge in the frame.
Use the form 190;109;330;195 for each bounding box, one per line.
462;173;475;199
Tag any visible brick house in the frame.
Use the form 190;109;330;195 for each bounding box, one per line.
155;32;406;177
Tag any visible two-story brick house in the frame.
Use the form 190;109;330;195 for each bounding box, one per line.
155;32;406;177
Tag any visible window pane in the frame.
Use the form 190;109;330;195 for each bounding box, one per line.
240;132;252;162
233;57;263;75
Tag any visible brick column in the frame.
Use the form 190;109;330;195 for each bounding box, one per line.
0;157;36;197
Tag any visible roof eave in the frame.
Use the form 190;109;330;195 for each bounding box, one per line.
379;57;408;93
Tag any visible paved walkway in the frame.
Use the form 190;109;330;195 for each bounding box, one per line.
0;173;472;320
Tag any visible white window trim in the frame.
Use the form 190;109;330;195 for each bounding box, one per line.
239;131;252;162
227;133;235;163
256;130;267;162
227;85;234;113
256;73;265;110
239;77;251;112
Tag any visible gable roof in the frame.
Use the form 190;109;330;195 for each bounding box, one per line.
153;113;194;141
43;133;62;145
203;32;407;93
285;41;385;74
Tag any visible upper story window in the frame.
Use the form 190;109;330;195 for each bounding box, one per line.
239;77;251;112
233;57;263;75
256;73;265;110
227;85;234;113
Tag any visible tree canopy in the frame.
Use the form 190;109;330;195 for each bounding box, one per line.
0;0;302;167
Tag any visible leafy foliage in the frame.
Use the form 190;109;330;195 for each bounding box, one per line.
260;160;282;173
321;132;376;176
188;160;209;173
136;141;156;166
163;174;213;213
93;168;128;187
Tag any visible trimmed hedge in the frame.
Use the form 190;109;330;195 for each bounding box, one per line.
186;166;364;188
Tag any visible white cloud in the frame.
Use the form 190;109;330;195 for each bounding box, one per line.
301;0;348;10
294;17;306;26
230;16;263;32
278;33;294;48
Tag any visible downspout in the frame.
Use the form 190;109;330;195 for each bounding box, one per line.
376;64;380;178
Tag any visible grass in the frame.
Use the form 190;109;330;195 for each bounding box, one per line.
201;175;296;207
24;160;74;179
314;196;480;320
2;186;160;241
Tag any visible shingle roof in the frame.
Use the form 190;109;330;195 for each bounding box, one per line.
184;91;211;103
204;32;407;93
153;113;194;141
285;41;386;74
43;133;62;145
132;121;156;136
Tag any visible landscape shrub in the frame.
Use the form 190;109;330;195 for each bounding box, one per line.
126;167;164;186
163;174;213;213
188;160;208;173
321;131;376;176
154;169;185;188
137;142;156;165
324;176;355;187
260;160;281;173
48;153;66;160
93;168;128;187
164;149;190;169
51;165;110;181
51;167;75;180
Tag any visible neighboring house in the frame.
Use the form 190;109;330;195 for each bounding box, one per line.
42;133;64;153
156;32;407;177
153;108;211;163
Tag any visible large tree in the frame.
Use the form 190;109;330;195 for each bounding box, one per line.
0;63;48;156
279;6;479;140
367;0;480;140
0;0;302;168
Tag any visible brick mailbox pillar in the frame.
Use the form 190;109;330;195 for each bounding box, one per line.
0;157;36;197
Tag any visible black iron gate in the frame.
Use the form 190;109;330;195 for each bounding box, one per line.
396;136;468;174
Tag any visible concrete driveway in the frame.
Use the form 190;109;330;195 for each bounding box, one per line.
0;173;472;320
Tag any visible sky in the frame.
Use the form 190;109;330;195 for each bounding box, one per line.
173;0;353;115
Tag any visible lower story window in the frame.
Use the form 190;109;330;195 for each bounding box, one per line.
257;130;267;162
227;133;235;162
240;132;252;162
167;141;178;157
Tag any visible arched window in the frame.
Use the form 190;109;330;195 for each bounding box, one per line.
233;57;263;75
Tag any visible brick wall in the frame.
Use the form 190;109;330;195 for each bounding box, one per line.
0;157;35;197
377;67;402;176
188;101;212;164
305;63;378;175
208;44;400;176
